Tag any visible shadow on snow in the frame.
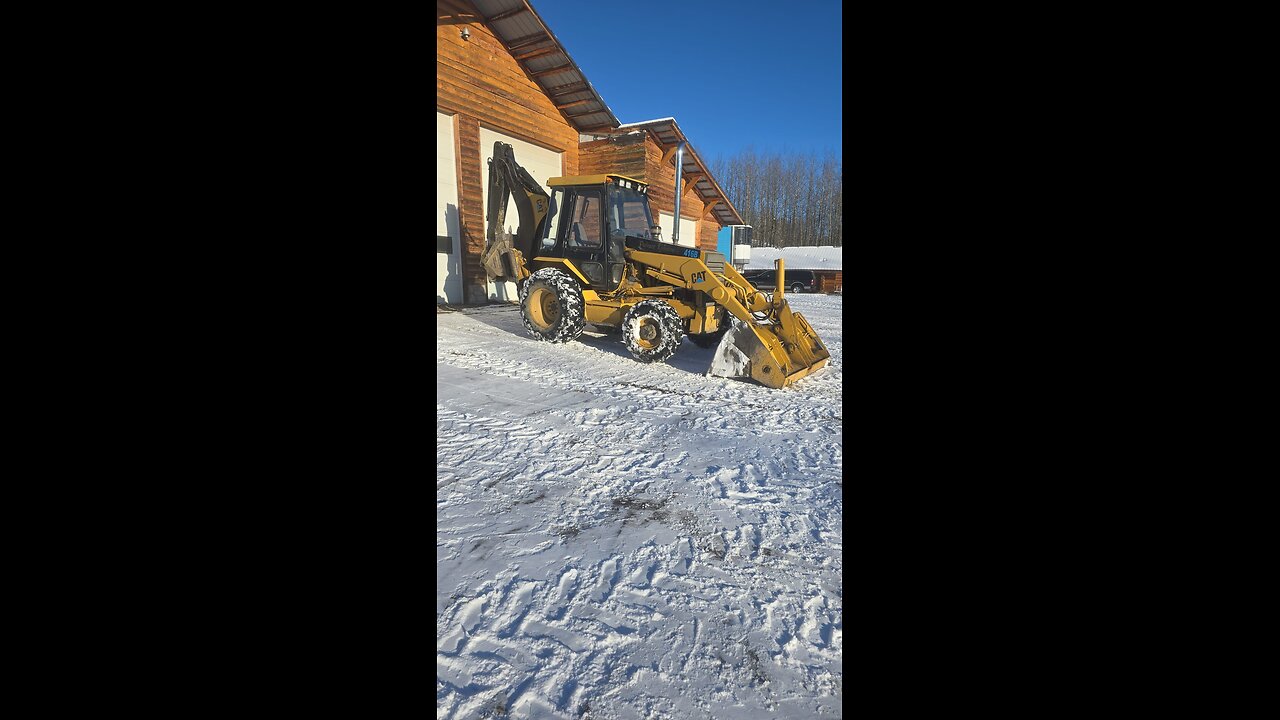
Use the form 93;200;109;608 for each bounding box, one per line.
458;303;720;378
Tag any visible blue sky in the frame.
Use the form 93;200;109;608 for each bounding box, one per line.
532;0;842;164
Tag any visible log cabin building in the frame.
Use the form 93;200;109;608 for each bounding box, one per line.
437;0;744;304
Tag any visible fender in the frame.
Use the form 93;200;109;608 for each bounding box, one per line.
532;257;593;287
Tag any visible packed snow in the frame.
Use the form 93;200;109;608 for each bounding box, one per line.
437;293;843;719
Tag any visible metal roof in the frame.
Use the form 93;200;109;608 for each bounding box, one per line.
470;0;620;133
613;118;745;227
463;3;742;228
744;246;843;271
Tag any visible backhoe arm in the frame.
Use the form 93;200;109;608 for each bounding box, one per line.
481;141;551;282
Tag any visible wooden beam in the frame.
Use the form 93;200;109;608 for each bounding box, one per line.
504;32;548;50
438;13;482;24
512;46;560;62
545;80;589;96
701;199;722;219
661;145;678;164
555;97;594;110
580;124;618;132
564;107;601;119
488;6;529;22
531;63;572;78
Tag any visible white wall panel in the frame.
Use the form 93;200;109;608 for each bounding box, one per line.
658;212;699;248
436;111;462;303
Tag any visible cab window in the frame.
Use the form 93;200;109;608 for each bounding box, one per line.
566;189;602;249
540;189;563;252
608;186;653;241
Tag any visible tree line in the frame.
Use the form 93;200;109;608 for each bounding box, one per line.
709;149;842;248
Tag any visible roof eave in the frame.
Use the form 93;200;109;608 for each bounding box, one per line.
617;118;745;226
471;0;620;133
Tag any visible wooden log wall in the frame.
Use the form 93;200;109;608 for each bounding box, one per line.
698;214;720;252
578;137;646;179
437;0;579;302
814;271;843;293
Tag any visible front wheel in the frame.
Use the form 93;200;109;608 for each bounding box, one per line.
520;268;585;343
622;300;684;363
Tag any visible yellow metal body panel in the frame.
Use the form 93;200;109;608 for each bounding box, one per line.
531;257;592;286
583;301;626;326
633;285;676;295
688;304;722;335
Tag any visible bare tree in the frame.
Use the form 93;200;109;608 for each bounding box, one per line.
711;148;842;247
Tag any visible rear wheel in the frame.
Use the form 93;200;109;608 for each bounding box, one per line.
622;300;683;363
790;282;804;293
520;268;585;343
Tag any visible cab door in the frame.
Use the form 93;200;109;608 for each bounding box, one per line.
559;187;609;289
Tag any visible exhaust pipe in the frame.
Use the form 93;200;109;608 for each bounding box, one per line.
672;142;685;246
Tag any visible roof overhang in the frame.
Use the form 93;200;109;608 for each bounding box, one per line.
610;118;745;227
470;0;620;133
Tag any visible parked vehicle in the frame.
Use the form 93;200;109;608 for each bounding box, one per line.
741;269;816;294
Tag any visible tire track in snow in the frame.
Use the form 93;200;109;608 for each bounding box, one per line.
438;297;842;718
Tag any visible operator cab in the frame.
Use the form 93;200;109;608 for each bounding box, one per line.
537;175;657;290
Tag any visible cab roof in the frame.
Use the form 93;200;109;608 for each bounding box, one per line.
546;174;646;188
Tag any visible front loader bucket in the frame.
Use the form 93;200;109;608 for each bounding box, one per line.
707;310;831;389
707;321;758;380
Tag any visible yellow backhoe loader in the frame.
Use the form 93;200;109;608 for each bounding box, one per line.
479;141;829;389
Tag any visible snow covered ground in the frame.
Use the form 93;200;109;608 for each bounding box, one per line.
437;293;843;719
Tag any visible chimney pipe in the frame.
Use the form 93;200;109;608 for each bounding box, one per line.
672;142;685;246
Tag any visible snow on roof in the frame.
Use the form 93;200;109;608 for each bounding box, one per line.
743;245;842;271
616;117;676;127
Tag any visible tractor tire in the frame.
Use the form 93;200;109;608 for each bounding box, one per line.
622;299;684;363
520;268;585;343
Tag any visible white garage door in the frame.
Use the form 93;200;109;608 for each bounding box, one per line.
479;128;562;302
658;212;699;248
436;111;462;304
